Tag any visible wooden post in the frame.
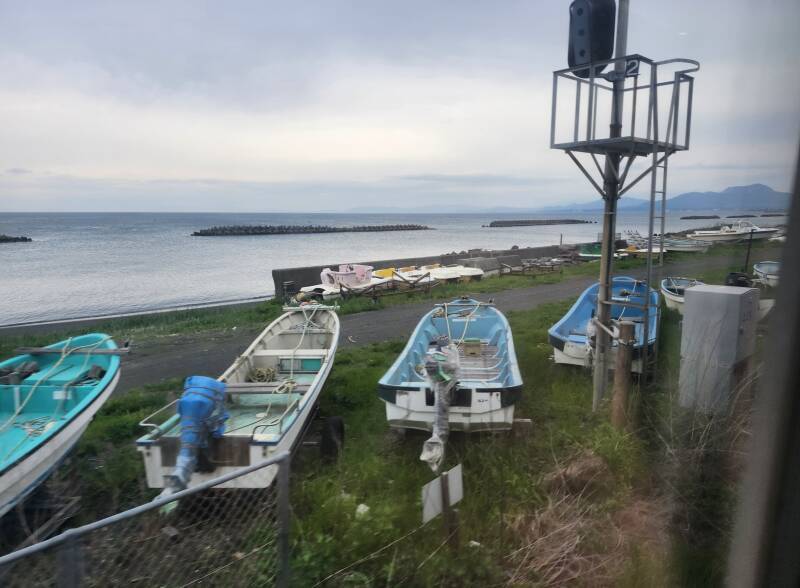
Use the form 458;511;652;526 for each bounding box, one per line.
440;471;459;548
611;321;635;430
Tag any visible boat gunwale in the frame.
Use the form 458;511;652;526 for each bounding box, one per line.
377;297;523;395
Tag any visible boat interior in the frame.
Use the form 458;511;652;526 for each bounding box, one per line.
141;309;337;447
551;279;658;347
1;336;116;465
662;277;701;296
383;302;517;390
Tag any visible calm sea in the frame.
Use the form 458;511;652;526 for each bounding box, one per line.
0;211;785;326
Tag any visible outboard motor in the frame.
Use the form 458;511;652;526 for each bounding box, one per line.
166;376;228;492
725;272;753;288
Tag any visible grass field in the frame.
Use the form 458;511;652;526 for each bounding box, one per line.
55;298;665;586
4;242;779;584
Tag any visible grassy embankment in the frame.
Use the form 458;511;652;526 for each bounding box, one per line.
11;241;778;584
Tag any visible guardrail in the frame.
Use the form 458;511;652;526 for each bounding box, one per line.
0;451;291;587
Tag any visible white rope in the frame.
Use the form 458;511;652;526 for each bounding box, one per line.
1;335;111;460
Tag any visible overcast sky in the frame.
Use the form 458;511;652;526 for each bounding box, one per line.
0;0;798;212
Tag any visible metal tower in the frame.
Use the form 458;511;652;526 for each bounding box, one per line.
550;50;699;408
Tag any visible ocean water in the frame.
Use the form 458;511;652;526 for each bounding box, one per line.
0;211;785;326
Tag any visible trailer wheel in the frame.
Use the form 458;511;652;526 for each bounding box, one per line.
320;416;345;461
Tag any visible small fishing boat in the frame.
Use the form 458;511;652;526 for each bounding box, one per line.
660;277;705;314
403;264;484;282
0;334;122;518
378;298;523;432
688;221;779;242
753;261;780;287
137;305;339;490
618;244;666;256
578;243;628;260
662;239;710;253
548;277;659;374
321;264;373;288
629;231;710;253
299;266;393;300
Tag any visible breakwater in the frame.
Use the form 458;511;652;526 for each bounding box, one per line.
487;219;595;228
680;215;719;220
0;234;31;243
192;224;432;236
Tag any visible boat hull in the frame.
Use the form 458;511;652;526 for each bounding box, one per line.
0;370;120;518
661;287;684;313
754;262;780;287
550;335;652;374
688;230;777;242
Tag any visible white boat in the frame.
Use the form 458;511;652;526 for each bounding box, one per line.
687;221;779;242
753;261;780;288
378;299;522;433
137;305;339;490
663;240;710;253
403;263;483;282
321;264;373;288
660;277;705;314
629;231;709;253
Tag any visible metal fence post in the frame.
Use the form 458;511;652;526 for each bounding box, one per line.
277;456;291;588
56;535;84;588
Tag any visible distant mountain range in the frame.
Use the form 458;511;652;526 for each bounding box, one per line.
348;184;790;214
539;184;790;213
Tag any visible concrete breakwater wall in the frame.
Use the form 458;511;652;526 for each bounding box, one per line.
271;244;570;299
191;224;431;236
488;219;595;227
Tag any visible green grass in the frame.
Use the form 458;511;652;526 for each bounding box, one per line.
37;299;649;585
59;380;177;519
289;300;647;586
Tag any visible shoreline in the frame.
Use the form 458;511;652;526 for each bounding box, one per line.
0;295;273;335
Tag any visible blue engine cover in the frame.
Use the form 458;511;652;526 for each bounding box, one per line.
179;375;228;443
170;375;228;490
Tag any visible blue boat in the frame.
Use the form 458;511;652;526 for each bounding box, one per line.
378;298;523;432
0;334;121;517
548;277;659;373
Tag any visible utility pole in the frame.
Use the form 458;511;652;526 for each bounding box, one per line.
592;0;629;411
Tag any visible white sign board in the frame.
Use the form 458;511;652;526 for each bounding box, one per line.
421;464;463;524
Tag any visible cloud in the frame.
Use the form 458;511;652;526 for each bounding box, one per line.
0;0;798;211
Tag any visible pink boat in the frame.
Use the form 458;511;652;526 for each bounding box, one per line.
320;264;374;289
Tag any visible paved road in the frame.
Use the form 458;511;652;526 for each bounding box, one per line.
108;249;775;393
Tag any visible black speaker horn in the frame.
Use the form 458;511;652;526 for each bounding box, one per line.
568;0;616;79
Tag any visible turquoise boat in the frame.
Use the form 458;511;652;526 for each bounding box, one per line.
0;334;121;518
548;277;659;374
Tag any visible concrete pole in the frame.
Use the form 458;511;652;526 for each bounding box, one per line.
592;0;630;411
611;321;635;429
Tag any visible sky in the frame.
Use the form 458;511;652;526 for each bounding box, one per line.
0;0;798;212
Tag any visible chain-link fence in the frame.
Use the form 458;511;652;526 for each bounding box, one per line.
0;451;290;588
